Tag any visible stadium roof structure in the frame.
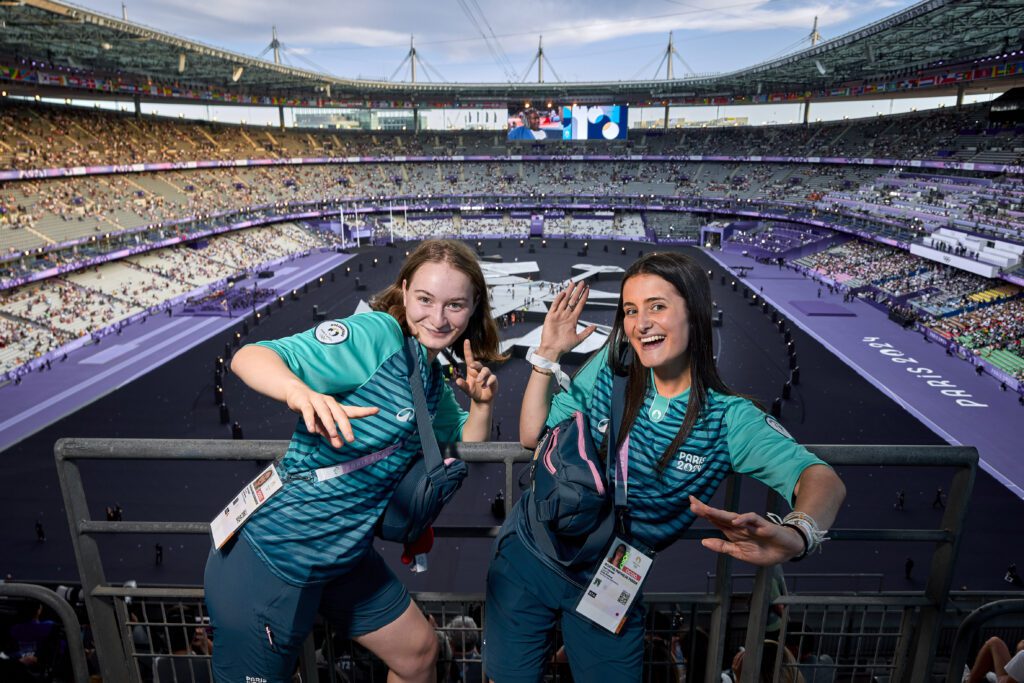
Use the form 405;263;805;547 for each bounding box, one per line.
2;0;1024;107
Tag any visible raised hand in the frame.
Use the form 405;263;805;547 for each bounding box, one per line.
456;338;497;404
284;385;379;449
689;495;805;566
536;280;598;361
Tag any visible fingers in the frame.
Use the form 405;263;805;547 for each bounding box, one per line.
574;283;592;310
577;324;598;343
455;367;497;401
341;405;380;419
700;537;734;556
463;338;476;366
564;281;589;312
298;391;380;448
299;403;318;435
311;415;343;450
550;287;569;313
730;511;770;532
553;280;588;314
476;366;495;389
323;399;353;444
689;495;728;521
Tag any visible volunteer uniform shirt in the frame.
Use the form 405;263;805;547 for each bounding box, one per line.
529;345;824;552
242;311;468;586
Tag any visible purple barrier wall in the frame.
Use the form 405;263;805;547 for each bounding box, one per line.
918;325;1022;393
3;152;1023;184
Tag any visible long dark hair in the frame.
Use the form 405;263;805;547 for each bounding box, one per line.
370;239;506;363
607;252;736;473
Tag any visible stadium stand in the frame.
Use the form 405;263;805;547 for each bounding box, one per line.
3;1;1024;680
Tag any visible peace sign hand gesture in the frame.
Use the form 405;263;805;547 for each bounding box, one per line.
537;280;598;361
455;338;497;405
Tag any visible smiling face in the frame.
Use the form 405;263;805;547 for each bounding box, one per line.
621;272;691;382
402;261;477;357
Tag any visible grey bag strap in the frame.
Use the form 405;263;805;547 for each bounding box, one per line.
403;337;446;485
609;370;628;510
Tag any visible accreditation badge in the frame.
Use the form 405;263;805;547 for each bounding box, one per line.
574;536;656;633
210;463;283;550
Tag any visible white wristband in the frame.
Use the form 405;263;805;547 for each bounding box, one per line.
526;348;571;391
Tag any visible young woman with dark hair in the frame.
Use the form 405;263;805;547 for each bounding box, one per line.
205;239;503;683
484;251;845;683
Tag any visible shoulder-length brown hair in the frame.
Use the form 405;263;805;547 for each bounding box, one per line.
370;239;506;364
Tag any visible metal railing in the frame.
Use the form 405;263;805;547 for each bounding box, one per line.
945;599;1024;681
55;438;982;683
0;581;90;683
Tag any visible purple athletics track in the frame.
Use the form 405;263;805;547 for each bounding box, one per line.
0;250;353;453
706;250;1024;500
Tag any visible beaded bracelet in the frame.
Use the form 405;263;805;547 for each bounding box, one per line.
781;522;810;561
768;510;829;561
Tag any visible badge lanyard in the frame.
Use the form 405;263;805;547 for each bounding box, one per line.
574;372;657;634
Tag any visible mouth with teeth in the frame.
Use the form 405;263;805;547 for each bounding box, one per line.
639;334;666;350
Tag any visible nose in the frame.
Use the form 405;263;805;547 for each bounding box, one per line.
430;305;446;329
636;309;652;331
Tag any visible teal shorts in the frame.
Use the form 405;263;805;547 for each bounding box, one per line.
204;535;410;683
482;531;646;683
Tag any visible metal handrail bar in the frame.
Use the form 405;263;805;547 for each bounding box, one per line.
55;438;979;683
55;438;980;466
707;572;887;593
0;582;90;683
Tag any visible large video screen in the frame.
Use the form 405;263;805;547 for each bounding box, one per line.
562;105;628;141
506;104;628;141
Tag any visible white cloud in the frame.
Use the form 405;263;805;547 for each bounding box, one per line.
77;0;918;79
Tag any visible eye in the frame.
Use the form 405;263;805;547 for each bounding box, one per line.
446;302;465;311
418;296;431;304
623;307;637;317
651;303;666;312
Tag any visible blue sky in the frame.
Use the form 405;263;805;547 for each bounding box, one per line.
76;0;920;83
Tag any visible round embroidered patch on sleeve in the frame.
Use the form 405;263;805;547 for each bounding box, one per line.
314;321;349;345
765;415;793;440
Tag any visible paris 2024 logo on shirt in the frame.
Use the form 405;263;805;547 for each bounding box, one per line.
674;451;707;474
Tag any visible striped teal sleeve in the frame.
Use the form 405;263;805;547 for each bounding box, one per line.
546;345;610;428
254;311;403;396
724;397;826;505
432;379;469;443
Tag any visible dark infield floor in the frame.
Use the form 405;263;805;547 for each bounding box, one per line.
1;240;1019;595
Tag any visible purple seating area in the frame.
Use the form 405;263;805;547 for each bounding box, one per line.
725;222;833;257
